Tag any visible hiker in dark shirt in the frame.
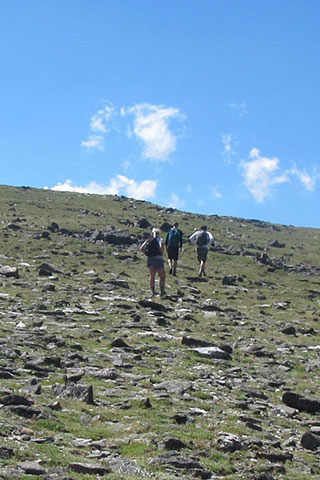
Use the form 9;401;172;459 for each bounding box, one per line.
165;222;183;276
189;225;213;277
140;228;166;296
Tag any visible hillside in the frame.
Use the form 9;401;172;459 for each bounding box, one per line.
0;184;319;480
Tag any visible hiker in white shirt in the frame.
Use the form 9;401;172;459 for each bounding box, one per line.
189;225;214;277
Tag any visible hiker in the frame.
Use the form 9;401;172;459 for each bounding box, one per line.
139;227;166;296
189;225;214;277
165;222;183;276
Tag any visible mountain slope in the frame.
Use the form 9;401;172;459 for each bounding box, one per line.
0;185;319;479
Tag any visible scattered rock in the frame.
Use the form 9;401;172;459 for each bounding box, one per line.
282;391;320;413
0;265;19;278
18;461;48;475
69;462;111;475
301;431;320;450
52;383;94;404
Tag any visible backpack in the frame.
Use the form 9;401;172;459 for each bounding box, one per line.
196;230;208;247
144;237;161;257
167;228;180;248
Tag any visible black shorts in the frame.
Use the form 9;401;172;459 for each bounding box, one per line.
147;256;164;270
167;246;179;260
197;247;208;263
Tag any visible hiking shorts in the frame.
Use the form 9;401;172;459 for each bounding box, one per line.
167;246;179;261
197;247;208;263
147;255;164;270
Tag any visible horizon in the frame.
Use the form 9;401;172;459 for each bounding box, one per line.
3;182;318;231
1;1;320;228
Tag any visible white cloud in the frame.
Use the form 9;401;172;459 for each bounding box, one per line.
222;133;236;161
81;104;116;150
242;148;288;202
81;135;104;150
81;102;185;161
106;175;157;199
211;186;223;199
229;102;247;117
287;167;317;192
125;103;184;161
48;176;157;201
90;105;115;133
168;194;185;209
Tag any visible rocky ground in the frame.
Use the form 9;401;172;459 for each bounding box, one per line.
0;185;319;479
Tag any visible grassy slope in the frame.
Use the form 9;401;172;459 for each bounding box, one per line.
0;185;319;479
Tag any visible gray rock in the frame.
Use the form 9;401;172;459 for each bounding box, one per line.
18;461;47;475
222;275;237;285
159;437;189;451
69;462;111;475
138;218;152;228
109;457;152;477
217;432;243;452
0;265;19;278
281;324;296;335
138;299;169;312
193;346;231;360
301;431;320;450
0;446;14;459
52;383;94;404
282;391;320;413
154;380;192;395
0;394;33;406
38;263;64;276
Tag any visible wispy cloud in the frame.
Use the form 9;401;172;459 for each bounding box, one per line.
229;102;247;118
125;103;184;161
81;104;116;150
211;186;223;199
81;135;104;150
287;167;317;192
81;102;185;161
222;133;237;161
169;193;185;209
47;175;157;201
242;148;317;202
242;148;288;202
89;105;115;133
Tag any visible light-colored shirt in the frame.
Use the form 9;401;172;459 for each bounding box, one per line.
189;230;213;249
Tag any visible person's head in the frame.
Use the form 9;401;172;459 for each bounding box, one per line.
201;225;207;231
152;227;160;237
173;222;179;228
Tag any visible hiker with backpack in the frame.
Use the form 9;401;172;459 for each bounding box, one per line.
165;222;183;276
189;225;214;277
139;228;166;297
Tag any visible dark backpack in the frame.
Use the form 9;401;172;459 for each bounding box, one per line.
167;228;180;248
196;231;208;247
144;237;161;257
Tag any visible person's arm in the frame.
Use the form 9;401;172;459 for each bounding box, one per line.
179;230;183;249
159;238;165;255
165;232;169;248
139;239;147;253
207;232;214;247
189;231;198;245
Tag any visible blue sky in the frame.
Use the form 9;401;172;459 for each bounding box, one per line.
1;1;320;228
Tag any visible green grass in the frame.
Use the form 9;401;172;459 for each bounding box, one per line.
0;185;320;479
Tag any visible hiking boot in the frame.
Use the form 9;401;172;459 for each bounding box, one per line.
160;288;166;297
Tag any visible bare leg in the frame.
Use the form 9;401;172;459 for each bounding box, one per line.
148;266;156;294
157;267;166;296
173;259;178;276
